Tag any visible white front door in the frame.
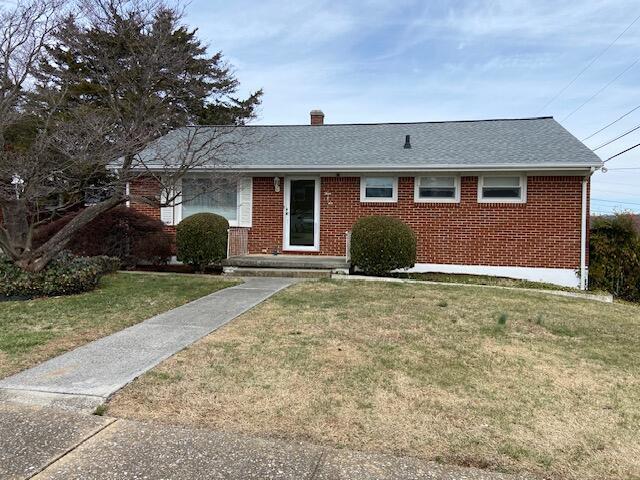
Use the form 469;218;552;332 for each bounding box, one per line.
283;177;320;252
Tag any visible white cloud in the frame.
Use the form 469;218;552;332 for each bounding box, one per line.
185;0;640;210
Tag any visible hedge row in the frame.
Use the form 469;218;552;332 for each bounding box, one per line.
1;252;120;298
589;214;640;302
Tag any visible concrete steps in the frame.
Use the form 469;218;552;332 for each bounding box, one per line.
223;255;349;278
224;255;348;270
223;267;334;279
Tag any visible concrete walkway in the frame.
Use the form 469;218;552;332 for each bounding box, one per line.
0;403;535;480
0;277;297;411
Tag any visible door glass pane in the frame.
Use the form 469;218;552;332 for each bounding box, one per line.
289;179;315;246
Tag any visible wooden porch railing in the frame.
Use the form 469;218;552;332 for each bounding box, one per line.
345;230;352;263
227;227;249;258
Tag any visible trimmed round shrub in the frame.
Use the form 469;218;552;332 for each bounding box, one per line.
0;252;120;298
350;216;417;275
176;213;229;271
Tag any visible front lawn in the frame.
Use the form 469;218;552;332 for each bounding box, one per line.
0;272;238;379
108;279;640;480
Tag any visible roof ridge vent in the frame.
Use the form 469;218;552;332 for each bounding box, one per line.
404;134;411;149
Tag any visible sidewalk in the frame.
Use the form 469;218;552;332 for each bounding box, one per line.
0;403;535;480
0;277;297;411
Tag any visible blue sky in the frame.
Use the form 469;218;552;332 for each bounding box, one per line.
186;0;640;214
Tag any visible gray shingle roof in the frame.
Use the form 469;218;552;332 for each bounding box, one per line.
137;117;602;172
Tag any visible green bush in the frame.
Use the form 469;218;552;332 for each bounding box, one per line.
92;255;122;274
34;207;172;267
176;213;229;271
350;215;417;275
0;252;119;298
589;214;640;302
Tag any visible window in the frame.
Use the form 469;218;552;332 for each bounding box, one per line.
182;177;238;222
360;177;397;202
415;176;459;202
478;175;526;203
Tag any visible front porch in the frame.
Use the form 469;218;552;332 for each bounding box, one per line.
223;255;349;278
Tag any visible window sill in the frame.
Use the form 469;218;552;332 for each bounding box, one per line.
414;198;460;204
360;198;398;203
477;198;526;204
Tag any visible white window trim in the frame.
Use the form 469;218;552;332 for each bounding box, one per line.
414;175;460;203
477;174;527;204
178;175;241;227
360;176;398;203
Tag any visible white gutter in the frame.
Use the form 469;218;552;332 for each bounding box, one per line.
132;163;603;173
579;169;593;290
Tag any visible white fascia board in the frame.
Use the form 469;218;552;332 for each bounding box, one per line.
136;164;602;174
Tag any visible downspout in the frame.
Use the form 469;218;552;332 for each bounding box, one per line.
579;169;593;290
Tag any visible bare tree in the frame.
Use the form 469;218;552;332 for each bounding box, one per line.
0;0;261;272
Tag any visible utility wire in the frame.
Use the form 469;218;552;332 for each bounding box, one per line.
581;103;640;141
562;57;640;122
591;187;640;195
606;167;640;170
592;197;640;206
589;180;640;187
605;142;640;162
592;123;640;150
536;13;640;115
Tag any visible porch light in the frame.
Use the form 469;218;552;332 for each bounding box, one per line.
274;177;281;192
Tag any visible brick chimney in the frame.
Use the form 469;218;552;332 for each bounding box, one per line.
310;109;325;125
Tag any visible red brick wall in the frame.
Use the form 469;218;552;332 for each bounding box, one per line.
129;177;177;253
248;175;586;269
129;177;162;220
249;177;285;254
129;175;589;269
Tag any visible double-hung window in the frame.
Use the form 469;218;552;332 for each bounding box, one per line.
182;176;238;223
478;175;526;203
360;177;397;202
414;176;459;202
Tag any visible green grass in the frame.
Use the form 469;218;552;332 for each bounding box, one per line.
394;272;583;292
109;279;640;480
0;272;238;378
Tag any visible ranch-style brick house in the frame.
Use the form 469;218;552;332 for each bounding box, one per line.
130;111;603;289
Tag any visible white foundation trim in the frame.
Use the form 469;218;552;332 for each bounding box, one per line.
404;263;580;288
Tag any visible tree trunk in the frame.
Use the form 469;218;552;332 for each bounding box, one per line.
1;200;31;257
7;195;126;273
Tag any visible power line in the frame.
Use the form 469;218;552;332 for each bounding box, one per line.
536;13;640;115
591;188;640;195
590;180;640;187
562;57;640;122
605;142;640;162
592;197;640;206
581;104;640;141
592;123;640;150
606;166;640;170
